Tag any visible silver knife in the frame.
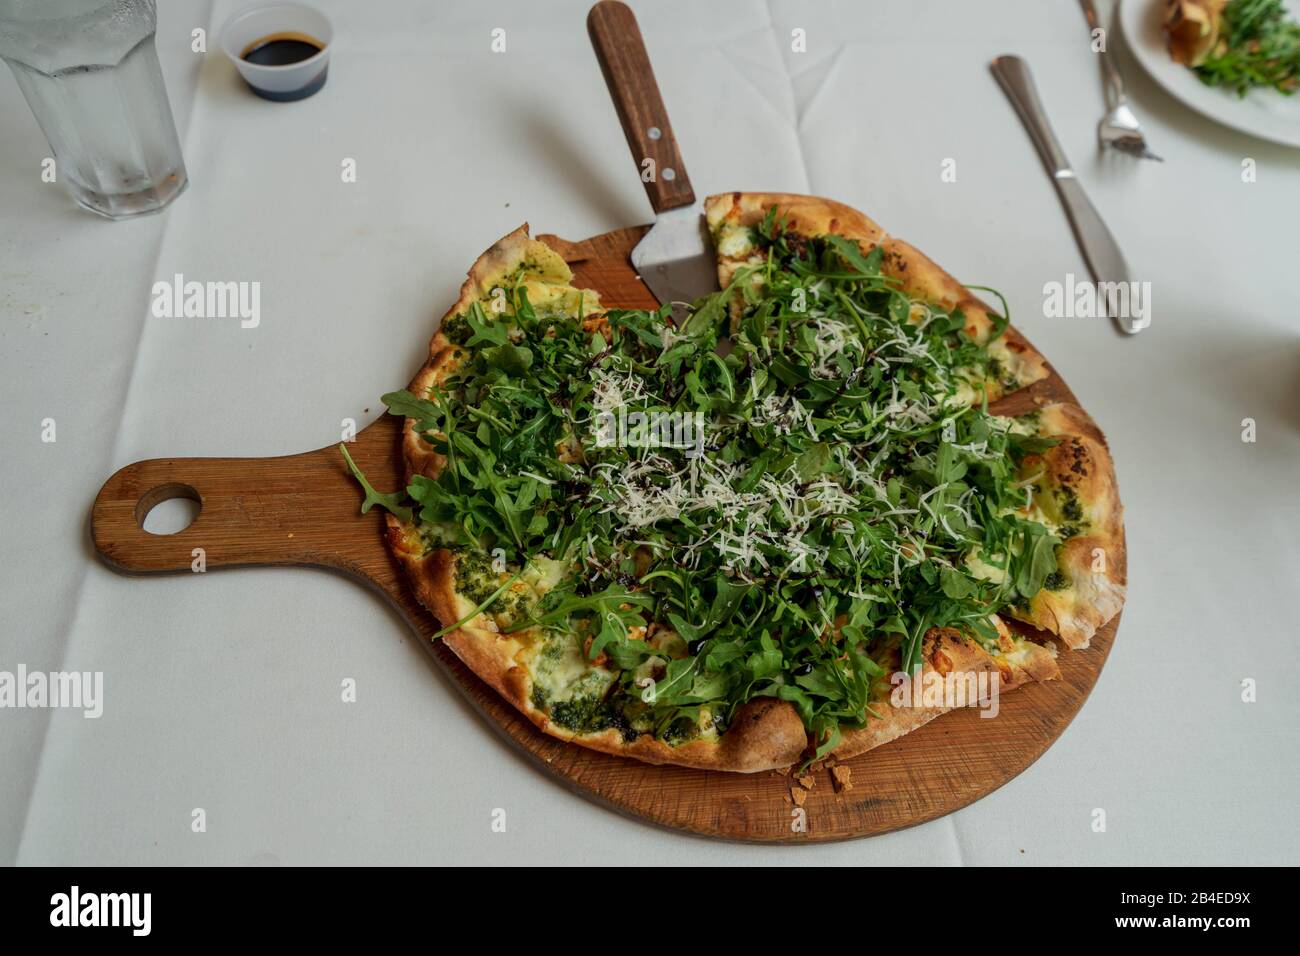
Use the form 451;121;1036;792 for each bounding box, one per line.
991;55;1145;335
588;1;717;313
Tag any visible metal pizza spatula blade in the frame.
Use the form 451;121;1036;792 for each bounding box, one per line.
628;206;717;312
588;1;717;312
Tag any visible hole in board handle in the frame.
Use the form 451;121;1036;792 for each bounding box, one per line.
136;483;202;535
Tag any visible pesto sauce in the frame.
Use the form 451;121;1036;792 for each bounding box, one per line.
987;358;1018;392
1058;488;1085;525
439;264;544;346
549;697;617;734
542;689;640;742
451;549;533;619
453;548;500;605
662;716;700;745
529;634;644;743
440;313;470;344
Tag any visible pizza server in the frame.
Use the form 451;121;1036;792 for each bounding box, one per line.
587;0;717;314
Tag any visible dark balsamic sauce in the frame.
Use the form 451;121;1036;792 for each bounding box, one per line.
241;33;323;67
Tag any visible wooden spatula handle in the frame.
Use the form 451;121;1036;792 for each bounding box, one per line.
587;0;695;213
90;438;390;575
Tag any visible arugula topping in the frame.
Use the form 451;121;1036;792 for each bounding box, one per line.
1194;0;1300;96
340;444;412;525
348;214;1062;754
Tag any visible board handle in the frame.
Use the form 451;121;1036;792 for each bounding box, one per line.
587;0;695;213
90;439;389;576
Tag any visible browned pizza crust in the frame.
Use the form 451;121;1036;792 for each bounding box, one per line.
833;623;1059;761
550;697;809;773
401;349;461;483
1008;403;1127;649
387;517;514;700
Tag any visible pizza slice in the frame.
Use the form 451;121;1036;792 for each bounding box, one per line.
1002;403;1126;648
399;224;603;482
703;191;1051;404
833;617;1059;762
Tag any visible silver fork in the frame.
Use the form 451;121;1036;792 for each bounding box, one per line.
1079;0;1162;160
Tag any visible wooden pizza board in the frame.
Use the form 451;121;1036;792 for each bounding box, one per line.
90;223;1123;843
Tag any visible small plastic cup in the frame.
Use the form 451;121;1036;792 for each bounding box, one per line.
219;3;333;102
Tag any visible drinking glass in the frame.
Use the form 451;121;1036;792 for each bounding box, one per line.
0;0;187;219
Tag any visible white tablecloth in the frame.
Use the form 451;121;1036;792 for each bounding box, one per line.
2;0;1297;865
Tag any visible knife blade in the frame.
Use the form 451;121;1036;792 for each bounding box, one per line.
588;1;717;313
991;54;1144;335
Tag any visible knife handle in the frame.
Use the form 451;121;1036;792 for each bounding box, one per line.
990;55;1072;177
588;0;695;213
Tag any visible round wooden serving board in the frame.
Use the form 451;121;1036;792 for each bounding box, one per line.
91;223;1123;843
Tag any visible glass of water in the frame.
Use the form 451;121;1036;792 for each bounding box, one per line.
0;0;187;219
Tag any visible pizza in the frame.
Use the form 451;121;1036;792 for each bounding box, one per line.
343;193;1126;772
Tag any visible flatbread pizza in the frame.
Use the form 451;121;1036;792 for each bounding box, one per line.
344;193;1125;772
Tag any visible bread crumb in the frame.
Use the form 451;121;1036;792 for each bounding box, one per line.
831;765;853;793
791;787;807;807
796;774;815;790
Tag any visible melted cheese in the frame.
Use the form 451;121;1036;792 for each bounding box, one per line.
521;556;569;596
965;548;1008;585
715;222;755;258
528;631;614;704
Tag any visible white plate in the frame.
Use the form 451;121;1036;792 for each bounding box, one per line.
1119;0;1300;148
